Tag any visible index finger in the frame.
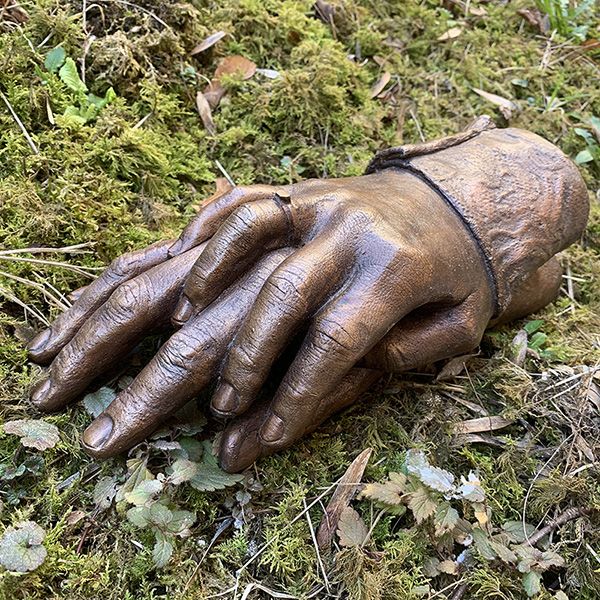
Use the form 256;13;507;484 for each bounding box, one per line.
168;184;289;256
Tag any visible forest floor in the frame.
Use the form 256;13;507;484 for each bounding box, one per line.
1;0;600;599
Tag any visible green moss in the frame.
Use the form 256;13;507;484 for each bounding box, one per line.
1;0;599;597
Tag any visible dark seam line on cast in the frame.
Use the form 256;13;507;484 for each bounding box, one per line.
272;194;297;247
366;160;501;317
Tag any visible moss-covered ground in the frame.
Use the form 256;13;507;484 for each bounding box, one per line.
1;0;600;598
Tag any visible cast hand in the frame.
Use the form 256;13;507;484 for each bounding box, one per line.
170;170;499;456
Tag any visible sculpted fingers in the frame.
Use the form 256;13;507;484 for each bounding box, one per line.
361;291;492;372
82;249;292;458
218;368;382;473
30;246;204;411
256;267;424;450
28;239;174;365
169;185;289;256
210;232;353;418
173;194;300;324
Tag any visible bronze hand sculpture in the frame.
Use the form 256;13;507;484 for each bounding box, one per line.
27;117;589;472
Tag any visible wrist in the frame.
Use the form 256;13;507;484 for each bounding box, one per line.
366;125;589;316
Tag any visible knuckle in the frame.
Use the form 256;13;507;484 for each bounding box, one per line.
107;251;139;279
310;318;362;360
262;268;306;307
156;337;194;375
279;378;313;408
340;204;381;228
228;204;260;233
106;279;146;321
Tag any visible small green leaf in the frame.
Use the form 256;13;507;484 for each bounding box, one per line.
3;419;59;450
58;58;87;93
336;507;368;548
189;463;243;492
127;506;151;528
522;570;542;597
539;549;566;570
45;46;66;73
574;128;594;144
575;149;594;164
511;78;528;88
173;401;207;435
524;320;544;335
125;479;163;505
174;437;203;462
434;502;459;536
116;458;153;503
152;535;173;568
454;472;486;502
502;520;536;543
0;521;47;572
472;525;497;561
94;475;118;509
83;387;116;418
147;503;172;528
529;332;547;350
406;449;455;493
515;546;538;573
490;539;517;564
408;484;438;524
167;460;197;485
166;510;196;537
0;463;26;480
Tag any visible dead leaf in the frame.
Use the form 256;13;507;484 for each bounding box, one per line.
2;1;29;24
516;9;549;35
469;5;487;17
575;434;595;462
190;31;226;56
370;71;391;99
587;382;600;411
314;0;337;38
214;55;256;81
316;448;372;547
196;91;215;134
336;507;368;548
437;26;463;41
437;559;460;575
436;353;477;381
510;329;528;367
472;88;516;111
66;510;86;526
472;87;517;119
581;39;600;51
452;416;514;435
204;56;257;109
383;37;406;51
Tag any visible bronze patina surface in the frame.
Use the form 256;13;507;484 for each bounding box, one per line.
28;119;589;472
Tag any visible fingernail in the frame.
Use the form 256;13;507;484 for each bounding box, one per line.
82;415;114;449
28;329;51;354
30;377;50;406
168;239;183;257
219;429;261;473
260;413;284;443
172;297;193;325
211;382;239;415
